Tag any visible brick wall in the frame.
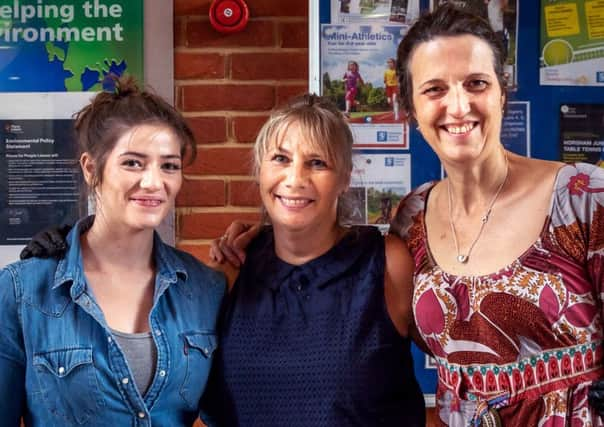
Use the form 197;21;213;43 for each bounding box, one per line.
173;0;309;262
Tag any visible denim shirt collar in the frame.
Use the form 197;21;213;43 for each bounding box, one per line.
52;216;188;301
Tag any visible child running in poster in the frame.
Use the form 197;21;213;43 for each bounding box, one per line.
343;60;364;117
384;58;400;120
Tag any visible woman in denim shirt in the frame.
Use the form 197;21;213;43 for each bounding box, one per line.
0;76;226;426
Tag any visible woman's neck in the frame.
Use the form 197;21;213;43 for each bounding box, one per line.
443;148;510;216
81;219;154;273
272;222;345;266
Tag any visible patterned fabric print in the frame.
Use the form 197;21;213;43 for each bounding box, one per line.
391;163;604;427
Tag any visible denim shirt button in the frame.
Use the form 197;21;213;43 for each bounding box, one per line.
154;329;162;336
58;366;65;375
121;377;129;385
107;336;112;343
159;370;166;377
137;412;145;419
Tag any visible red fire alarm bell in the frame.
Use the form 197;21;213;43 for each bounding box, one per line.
209;0;249;34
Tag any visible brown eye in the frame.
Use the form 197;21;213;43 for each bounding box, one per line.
122;159;142;168
422;86;444;96
466;80;488;91
162;162;182;172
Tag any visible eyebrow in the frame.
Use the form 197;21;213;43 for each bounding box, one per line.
273;145;324;158
466;73;493;80
119;151;182;160
418;73;493;88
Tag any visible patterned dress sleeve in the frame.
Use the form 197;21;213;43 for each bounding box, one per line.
549;163;604;299
390;181;435;244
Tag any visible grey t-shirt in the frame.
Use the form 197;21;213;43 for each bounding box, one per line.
111;329;158;396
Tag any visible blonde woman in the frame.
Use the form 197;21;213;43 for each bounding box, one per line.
203;94;425;426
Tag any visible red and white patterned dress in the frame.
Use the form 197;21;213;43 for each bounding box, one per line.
391;163;604;426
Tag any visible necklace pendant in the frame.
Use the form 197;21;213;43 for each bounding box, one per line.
457;254;468;263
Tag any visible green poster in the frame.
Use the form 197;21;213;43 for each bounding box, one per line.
0;0;143;91
540;0;604;86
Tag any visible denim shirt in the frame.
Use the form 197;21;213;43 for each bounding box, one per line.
0;218;226;427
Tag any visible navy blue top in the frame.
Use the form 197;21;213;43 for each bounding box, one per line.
203;226;424;426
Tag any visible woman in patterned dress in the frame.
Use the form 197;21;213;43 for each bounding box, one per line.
390;4;604;425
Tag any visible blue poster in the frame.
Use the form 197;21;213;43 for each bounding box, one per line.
412;343;437;407
501;101;530;157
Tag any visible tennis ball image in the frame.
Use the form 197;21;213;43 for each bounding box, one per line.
543;39;573;66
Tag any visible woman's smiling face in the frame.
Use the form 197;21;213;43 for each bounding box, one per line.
410;34;505;165
259;121;348;234
82;124;183;232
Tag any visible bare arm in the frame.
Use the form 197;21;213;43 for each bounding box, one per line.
208;221;261;290
383;234;414;338
384;234;432;355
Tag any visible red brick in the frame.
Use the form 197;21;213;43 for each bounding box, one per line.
174;18;185;47
185;147;254;175
276;85;309;105
279;22;308;48
232;115;269;143
174;0;209;16
230;180;261;206
176;179;225;207
187;116;227;144
248;0;307;17
175;52;225;80
177;243;213;265
231;53;308;80
174;85;182;110
182;84;275;112
186;20;274;48
179;212;261;239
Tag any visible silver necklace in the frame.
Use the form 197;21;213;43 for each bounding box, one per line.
447;158;509;264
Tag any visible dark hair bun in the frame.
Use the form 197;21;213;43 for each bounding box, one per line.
102;73;140;97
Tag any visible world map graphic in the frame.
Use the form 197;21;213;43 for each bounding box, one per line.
0;3;142;92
